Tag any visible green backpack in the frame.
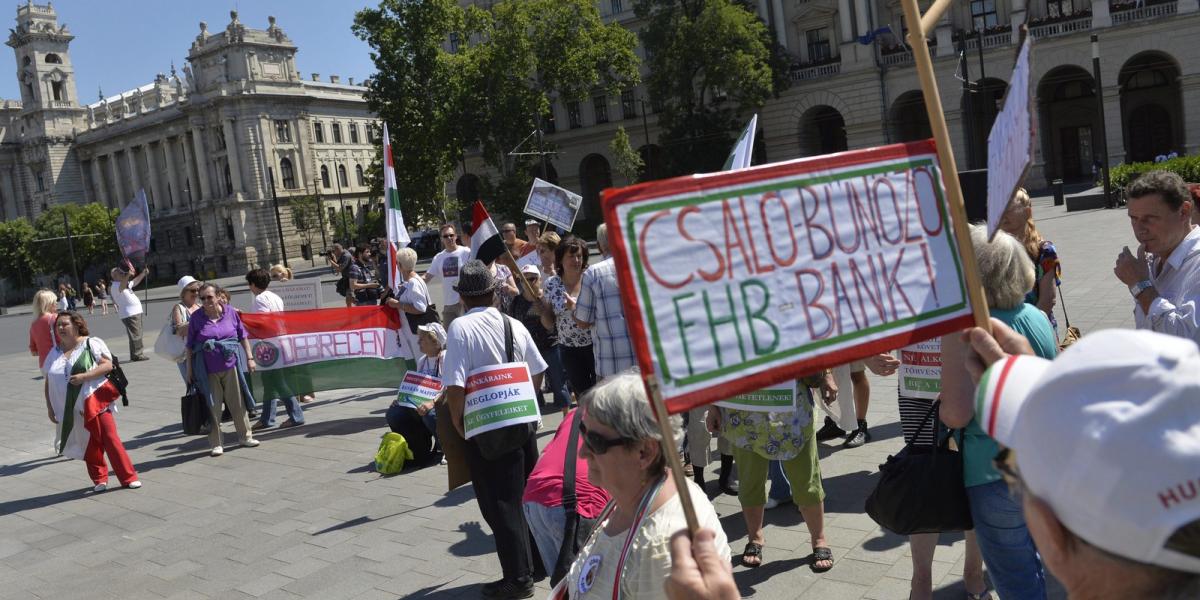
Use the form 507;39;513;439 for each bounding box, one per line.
374;432;414;475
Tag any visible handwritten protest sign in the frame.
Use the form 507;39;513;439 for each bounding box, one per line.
463;362;540;438
899;338;942;400
524;178;582;232
269;279;323;310
396;371;443;408
716;381;796;412
604;140;976;413
986;36;1034;239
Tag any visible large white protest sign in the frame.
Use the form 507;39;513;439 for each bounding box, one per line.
524;178;582;231
396;371;443;408
604;140;976;413
462;362;541;438
986;36;1034;239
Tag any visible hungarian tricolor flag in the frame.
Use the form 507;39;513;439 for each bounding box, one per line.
469;200;505;265
241;306;417;401
382;123;410;296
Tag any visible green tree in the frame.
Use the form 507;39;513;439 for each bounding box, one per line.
290;195;324;265
610;126;645;182
32;204;120;280
360;205;386;242
635;0;786;176
0;218;39;288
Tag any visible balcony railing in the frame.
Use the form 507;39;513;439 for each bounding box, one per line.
1111;0;1177;24
1029;14;1092;39
789;60;841;82
881;51;913;66
963;30;1013;50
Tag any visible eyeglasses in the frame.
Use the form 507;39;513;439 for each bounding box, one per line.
579;422;633;455
199;295;216;301
441;234;456;239
992;447;1027;500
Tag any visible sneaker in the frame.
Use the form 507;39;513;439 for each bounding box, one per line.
210;446;224;457
843;427;871;448
482;578;533;600
816;417;846;442
279;419;302;429
251;422;270;431
300;394;315;403
242;438;260;448
129;356;150;362
92;483;107;493
125;481;142;489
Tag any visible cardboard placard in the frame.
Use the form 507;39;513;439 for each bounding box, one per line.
462;362;541;439
396;371;443;408
603;141;975;414
986;37;1034;239
270;279;324;310
899;338;943;399
524;178;582;232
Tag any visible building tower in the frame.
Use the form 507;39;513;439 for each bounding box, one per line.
6;1;86;215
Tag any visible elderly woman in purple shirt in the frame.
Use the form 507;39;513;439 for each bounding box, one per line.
185;283;261;457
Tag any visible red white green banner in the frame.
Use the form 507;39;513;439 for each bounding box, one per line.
396;371;443;408
603;140;975;414
463;362;540;438
383;123;411;297
241;306;417;400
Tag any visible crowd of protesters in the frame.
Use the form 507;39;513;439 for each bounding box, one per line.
23;170;1200;599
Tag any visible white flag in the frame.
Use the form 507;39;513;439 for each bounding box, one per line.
383;123;411;296
722;114;758;171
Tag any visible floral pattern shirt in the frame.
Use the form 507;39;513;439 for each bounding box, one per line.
721;386;815;461
545;274;592;348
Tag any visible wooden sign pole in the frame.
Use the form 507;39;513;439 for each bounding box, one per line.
900;0;993;332
644;375;701;535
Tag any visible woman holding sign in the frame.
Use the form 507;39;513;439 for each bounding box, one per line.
706;375;832;571
559;373;729;600
546;237;595;397
386;323;446;466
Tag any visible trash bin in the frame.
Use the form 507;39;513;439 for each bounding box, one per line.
1052;179;1064;206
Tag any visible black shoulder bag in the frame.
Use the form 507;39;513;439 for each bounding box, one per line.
86;338;129;406
471;314;536;460
550;408;598;586
864;400;972;534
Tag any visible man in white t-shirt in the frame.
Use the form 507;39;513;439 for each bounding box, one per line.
109;266;148;362
424;223;471;327
245;268;305;429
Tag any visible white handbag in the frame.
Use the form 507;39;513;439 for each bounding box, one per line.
153;304;188;363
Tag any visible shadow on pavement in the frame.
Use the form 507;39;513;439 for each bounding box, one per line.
0;455;70;477
404;582;482;599
434;484;474;507
732;557;808;597
447;520;492;557
0;487;92;515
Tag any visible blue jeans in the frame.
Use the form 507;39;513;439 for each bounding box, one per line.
967;480;1047;600
545;345;572;409
259;396;305;426
768;460;791;501
522;501;566;574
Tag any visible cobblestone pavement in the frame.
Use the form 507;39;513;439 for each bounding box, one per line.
0;196;1126;599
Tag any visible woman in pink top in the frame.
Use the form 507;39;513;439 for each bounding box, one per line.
29;289;59;368
522;408;611;576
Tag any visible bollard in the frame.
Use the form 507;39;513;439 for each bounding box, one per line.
1052;179;1064;206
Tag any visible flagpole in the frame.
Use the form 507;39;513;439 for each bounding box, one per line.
644;375;700;535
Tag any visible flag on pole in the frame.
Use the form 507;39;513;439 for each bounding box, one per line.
722;114;758;171
382;124;411;296
115;188;151;260
469;201;505;265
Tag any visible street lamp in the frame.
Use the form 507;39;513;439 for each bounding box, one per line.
1092;34;1114;209
266;166;289;268
313;175;328;252
332;162;350;244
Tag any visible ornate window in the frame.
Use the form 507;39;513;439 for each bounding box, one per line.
275;120;291;143
593;95;609;124
313;122;325;143
280;157;296;189
321;165;331;188
332;123;343;144
356;164;365;187
567;101;582;129
337;164;349;187
971;0;999;30
44;53;61;64
806;28;831;63
621;90;636;119
349;123;360;144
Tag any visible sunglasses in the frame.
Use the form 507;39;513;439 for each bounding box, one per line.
992;447;1027;499
441;234;456;239
579;422;633;455
200;295;216;301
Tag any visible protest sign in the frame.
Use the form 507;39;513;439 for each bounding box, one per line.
115;189;151;259
462;362;540;439
524;178;582;231
515;249;541;273
899;338;942;400
604;140;976;414
716;380;797;412
396;371;443;408
269;279;323;310
986;36;1034;239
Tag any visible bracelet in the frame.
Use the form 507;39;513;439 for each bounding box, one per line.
1129;279;1153;298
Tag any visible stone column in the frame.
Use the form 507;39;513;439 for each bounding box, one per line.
126;146;143;201
145;141;166;211
1010;0;1027;44
89;159;109;207
935;10;954;57
770;0;787;49
108;153;126;204
256;116;274;198
1092;0;1112;28
190;126;212;201
162;135;182;210
294;116;313;187
837;0;854;44
222;118;244;196
1102;87;1124;168
1182;75;1200;156
854;0;870;39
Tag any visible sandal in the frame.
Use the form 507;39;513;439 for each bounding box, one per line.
810;546;834;572
741;542;763;568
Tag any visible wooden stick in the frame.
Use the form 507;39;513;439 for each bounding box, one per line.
901;0;993;333
918;0;955;38
643;375;700;535
503;246;539;299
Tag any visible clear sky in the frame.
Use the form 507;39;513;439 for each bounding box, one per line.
0;0;377;101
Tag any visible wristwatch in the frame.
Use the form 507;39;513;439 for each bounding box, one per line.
1129;279;1154;298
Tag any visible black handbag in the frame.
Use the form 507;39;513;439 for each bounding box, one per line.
87;339;129;406
406;304;440;334
472;315;536;461
865;401;973;535
181;386;208;435
551;408;599;586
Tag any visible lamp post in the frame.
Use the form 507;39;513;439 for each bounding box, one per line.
313;176;328;252
332;162;350;244
266;166;289;268
183;182;203;276
1092;34;1114;209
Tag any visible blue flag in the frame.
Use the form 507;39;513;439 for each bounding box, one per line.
858;26;893;45
115;189;151;259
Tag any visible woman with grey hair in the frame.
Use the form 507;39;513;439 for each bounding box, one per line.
938;224;1057;600
560;373;729;600
384;247;430;316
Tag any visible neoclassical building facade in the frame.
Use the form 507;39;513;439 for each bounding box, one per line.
455;0;1200;235
0;3;379;280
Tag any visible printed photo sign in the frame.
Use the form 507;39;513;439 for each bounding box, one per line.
716;381;797;413
603;140;975;414
462;362;541;439
524;178;582;232
397;371;443;408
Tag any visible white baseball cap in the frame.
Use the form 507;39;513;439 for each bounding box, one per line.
975;329;1200;573
416;322;447;348
177;275;197;290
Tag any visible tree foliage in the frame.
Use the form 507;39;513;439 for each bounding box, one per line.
635;0;786;176
0;218;38;287
290;195;324;265
32;204;120;279
355;0;640;224
610;127;645;182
